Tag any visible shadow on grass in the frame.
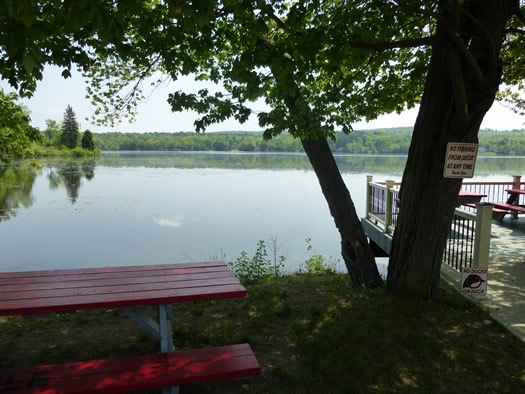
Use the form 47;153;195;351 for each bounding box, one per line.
292;286;525;393
1;274;524;393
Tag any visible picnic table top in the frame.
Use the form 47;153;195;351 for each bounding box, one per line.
0;261;245;316
458;191;487;197
505;188;525;195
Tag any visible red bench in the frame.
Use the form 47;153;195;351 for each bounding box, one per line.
0;344;260;393
488;202;525;220
463;203;509;220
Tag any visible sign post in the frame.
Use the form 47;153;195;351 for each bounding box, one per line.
443;143;478;178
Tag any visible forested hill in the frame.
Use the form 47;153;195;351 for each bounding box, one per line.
93;127;525;155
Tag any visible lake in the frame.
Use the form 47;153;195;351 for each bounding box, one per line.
1;152;524;273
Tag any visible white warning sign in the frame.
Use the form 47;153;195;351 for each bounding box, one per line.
444;143;478;178
461;267;488;297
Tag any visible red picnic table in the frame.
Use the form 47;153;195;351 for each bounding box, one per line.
0;261;260;394
505;188;525;204
456;191;487;207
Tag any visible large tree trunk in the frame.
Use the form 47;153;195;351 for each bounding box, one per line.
302;137;382;286
387;0;516;297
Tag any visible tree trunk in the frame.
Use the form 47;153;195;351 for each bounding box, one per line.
387;0;516;297
302;137;382;287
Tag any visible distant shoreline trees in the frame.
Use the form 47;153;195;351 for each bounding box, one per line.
92;129;525;156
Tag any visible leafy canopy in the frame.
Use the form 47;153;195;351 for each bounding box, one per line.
1;1;524;136
0;88;41;162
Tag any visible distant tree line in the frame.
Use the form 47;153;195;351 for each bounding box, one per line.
93;128;525;156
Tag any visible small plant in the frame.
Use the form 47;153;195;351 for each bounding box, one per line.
301;237;336;273
229;240;286;284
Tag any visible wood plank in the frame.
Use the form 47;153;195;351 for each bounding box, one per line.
0;271;236;293
0;265;232;286
0;277;241;302
0;344;260;393
490;202;525;213
0;284;246;316
0;261;227;280
505;189;525;195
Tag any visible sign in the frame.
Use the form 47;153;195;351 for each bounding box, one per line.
461;267;488;297
443;143;478;178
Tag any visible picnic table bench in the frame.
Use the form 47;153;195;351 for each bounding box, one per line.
0;261;260;393
477;188;525;220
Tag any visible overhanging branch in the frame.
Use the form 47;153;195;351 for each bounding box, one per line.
446;27;483;83
515;7;525;25
390;0;443;22
350;36;434;51
506;27;525;34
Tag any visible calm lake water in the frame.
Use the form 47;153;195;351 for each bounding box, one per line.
1;152;524;272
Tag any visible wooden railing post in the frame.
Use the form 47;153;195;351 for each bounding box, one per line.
366;175;373;218
473;203;493;268
384;180;395;233
512;175;522;189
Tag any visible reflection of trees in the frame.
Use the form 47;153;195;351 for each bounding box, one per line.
0;165;39;222
82;160;95;180
47;160;96;204
60;162;82;204
97;152;525;176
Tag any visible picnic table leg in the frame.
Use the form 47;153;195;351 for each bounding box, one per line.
159;304;174;352
159;304;178;394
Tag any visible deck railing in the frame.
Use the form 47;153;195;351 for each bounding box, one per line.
460;175;524;214
365;176;500;271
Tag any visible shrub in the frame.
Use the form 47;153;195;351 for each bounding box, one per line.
229;240;285;284
301;237;337;273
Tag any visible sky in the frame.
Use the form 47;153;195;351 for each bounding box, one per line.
1;65;524;133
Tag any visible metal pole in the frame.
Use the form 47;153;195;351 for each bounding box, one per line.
159;304;178;394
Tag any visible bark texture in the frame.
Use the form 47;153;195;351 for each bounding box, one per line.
302;137;382;286
387;0;517;297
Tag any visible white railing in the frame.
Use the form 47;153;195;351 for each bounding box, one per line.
365;175;503;271
366;176;400;235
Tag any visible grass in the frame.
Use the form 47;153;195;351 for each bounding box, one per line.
1;273;524;393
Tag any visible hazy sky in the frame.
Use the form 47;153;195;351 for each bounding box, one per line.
1;65;523;133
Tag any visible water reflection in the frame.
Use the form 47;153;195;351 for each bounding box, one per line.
0;164;39;222
98;152;525;175
47;161;96;204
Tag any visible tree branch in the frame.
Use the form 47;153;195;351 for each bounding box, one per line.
515;7;525;25
350;36;434;51
446;45;469;124
390;0;443;22
446;27;484;82
506;27;525;34
459;6;496;61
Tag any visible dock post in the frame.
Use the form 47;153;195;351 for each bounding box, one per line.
511;176;522;219
473;203;493;268
512;175;522;189
384;180;395;233
366;175;373;219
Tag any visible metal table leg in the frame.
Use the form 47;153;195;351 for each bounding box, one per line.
122;305;179;394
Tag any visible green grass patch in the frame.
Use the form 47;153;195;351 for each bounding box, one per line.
1;274;524;393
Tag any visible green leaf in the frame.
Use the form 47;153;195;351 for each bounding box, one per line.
22;54;36;75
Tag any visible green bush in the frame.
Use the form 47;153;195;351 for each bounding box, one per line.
301;237;337;273
229;240;285;284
